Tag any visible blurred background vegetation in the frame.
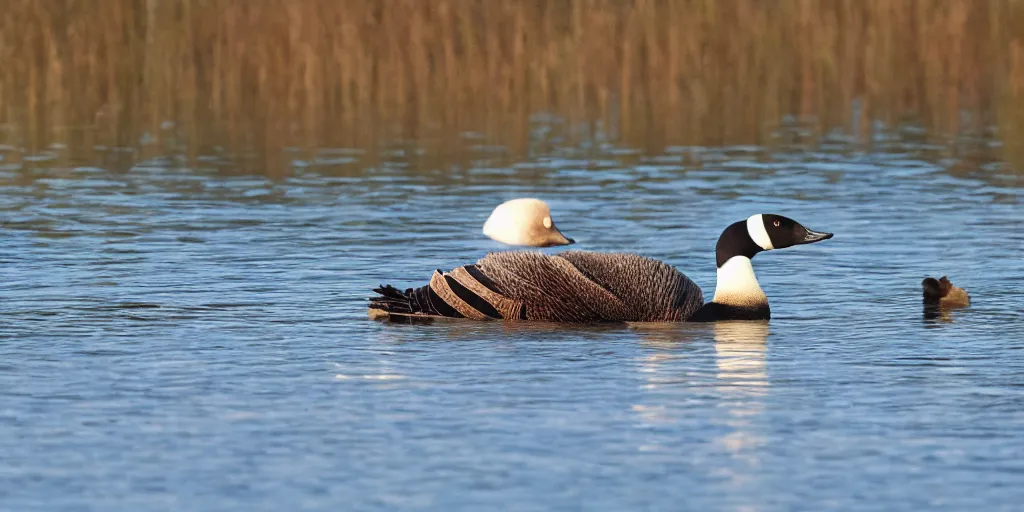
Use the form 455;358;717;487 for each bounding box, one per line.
2;0;1024;175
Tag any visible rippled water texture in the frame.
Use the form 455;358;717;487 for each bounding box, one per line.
1;126;1022;511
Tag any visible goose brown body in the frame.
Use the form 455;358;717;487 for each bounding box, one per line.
369;250;705;323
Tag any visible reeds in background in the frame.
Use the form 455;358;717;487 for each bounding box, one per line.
2;0;1024;174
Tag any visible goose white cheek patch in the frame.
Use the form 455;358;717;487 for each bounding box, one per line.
746;214;774;250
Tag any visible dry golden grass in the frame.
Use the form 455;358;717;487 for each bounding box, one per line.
2;0;1023;173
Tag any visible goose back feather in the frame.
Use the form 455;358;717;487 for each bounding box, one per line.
369;250;704;323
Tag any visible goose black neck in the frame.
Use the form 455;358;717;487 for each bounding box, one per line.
689;302;771;322
716;221;763;268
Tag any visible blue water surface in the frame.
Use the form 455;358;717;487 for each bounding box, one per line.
1;127;1022;511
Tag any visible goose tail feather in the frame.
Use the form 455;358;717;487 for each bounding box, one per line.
369;266;520;322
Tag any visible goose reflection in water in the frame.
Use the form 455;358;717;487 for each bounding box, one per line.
629;320;769;485
712;321;770;458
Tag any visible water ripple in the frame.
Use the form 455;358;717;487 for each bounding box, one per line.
1;130;1023;511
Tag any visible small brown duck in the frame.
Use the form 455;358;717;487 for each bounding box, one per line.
922;276;970;319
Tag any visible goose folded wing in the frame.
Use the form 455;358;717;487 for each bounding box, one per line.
475;250;703;322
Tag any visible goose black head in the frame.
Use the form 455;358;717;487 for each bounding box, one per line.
715;214;833;267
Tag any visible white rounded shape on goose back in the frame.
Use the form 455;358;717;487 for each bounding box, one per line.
746;214;774;250
482;198;575;247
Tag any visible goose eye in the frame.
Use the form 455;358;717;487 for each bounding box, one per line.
543;217;552;229
773;220;780;227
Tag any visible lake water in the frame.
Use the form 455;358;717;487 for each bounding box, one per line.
1;125;1022;511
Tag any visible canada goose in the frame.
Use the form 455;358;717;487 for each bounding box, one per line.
369;214;832;323
922;276;969;319
482;198;575;247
